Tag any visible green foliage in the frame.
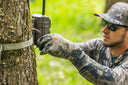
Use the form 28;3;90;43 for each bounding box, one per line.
30;0;105;85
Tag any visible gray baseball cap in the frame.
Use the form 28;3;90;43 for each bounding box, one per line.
94;2;128;27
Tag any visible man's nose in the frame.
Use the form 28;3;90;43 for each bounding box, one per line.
101;25;109;33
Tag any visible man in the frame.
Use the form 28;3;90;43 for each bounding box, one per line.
37;2;128;85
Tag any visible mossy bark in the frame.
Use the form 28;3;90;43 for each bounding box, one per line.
0;0;38;84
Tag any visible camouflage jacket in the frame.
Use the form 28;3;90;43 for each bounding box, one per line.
68;38;128;85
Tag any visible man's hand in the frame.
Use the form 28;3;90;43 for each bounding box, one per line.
37;33;73;58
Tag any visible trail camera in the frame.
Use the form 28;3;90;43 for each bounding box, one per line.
32;0;51;46
32;14;51;46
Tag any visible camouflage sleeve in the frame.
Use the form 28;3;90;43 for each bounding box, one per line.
75;38;103;61
37;33;82;58
38;34;128;84
38;34;102;60
68;49;128;85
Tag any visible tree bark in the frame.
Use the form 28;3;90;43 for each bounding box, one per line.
0;0;38;85
105;0;128;12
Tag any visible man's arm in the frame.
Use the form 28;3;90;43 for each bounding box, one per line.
69;49;128;85
37;33;128;84
37;33;82;58
37;33;102;59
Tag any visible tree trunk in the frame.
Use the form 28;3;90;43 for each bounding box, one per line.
0;0;38;85
105;0;128;12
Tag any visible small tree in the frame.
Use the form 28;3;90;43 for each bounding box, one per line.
0;0;38;84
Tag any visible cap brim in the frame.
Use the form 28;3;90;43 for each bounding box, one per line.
94;13;123;25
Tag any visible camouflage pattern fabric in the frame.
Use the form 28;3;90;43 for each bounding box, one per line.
37;33;128;85
95;2;128;27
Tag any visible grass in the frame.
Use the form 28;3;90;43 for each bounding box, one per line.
30;0;105;85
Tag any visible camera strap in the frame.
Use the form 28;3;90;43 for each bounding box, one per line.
0;37;33;63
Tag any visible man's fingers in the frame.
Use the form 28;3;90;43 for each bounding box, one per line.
39;34;54;41
40;41;53;55
37;34;52;49
40;49;46;55
44;42;53;52
39;36;52;49
40;35;52;44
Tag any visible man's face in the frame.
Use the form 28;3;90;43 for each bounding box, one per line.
102;25;127;47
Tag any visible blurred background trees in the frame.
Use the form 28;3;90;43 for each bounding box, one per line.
31;0;128;85
30;0;128;85
30;0;105;85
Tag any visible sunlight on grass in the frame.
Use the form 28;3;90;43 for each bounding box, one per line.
30;0;106;85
